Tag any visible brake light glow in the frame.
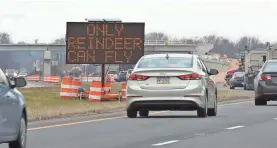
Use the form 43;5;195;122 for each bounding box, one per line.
129;74;149;81
178;73;200;80
259;75;272;81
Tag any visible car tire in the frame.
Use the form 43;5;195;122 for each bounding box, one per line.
255;98;267;106
127;108;137;118
230;85;234;89
9;115;27;148
139;109;149;117
197;95;208;118
208;96;217;116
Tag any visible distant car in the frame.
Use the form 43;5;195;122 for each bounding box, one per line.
225;70;238;85
0;68;28;148
116;71;127;82
107;70;118;77
17;73;28;78
229;72;245;89
254;60;277;105
126;53;219;118
126;69;133;80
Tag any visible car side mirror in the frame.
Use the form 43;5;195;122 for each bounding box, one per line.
12;77;27;88
209;69;219;75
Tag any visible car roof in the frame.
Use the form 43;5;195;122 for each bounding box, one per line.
267;60;277;62
142;53;197;59
234;72;244;74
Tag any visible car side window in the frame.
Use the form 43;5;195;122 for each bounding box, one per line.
198;59;208;73
0;69;9;86
197;60;203;70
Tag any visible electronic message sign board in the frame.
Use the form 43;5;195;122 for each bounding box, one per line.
66;22;145;64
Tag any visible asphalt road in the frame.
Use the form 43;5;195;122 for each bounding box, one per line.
1;99;277;148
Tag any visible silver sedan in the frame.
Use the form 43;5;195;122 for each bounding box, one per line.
126;53;219;118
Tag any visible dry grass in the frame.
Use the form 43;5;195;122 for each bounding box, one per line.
217;89;254;101
20;82;254;121
19;84;125;121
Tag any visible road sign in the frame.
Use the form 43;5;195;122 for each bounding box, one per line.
66;22;145;64
235;51;245;58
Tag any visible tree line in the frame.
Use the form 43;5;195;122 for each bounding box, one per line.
1;32;273;58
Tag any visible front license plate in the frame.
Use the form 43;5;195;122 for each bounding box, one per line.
157;77;170;84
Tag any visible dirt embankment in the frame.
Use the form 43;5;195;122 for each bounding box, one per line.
210;59;240;85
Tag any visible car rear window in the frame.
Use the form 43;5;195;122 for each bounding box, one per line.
234;73;244;77
263;62;277;72
108;71;117;74
138;57;192;68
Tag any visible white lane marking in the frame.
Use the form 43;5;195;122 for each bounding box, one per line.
152;140;180;146
194;133;205;136
218;101;253;107
226;125;245;130
273;118;277;120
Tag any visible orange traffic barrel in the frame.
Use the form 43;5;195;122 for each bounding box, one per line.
88;81;103;102
71;79;82;98
60;76;73;100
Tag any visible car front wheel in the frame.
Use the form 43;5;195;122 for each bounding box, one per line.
9;115;27;148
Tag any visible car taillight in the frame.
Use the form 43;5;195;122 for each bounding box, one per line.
259;75;272;81
178;73;200;80
129;74;149;81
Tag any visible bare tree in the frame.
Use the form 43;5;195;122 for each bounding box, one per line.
0;32;12;44
145;32;169;40
52;37;66;44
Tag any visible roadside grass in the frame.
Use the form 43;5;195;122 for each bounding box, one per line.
19;83;253;121
19;83;125;121
217;89;254;101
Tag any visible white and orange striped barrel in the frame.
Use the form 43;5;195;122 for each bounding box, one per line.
60;76;73;100
50;76;60;83
121;82;127;101
27;75;40;81
44;76;60;84
71;79;82;97
88;81;103;102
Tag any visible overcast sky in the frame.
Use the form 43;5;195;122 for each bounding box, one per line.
1;0;277;43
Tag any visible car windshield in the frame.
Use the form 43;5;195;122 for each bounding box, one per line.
138;57;192;68
234;72;244;77
263;62;277;72
108;71;117;74
6;69;14;73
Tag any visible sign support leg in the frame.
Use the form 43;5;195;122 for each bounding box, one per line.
101;64;105;91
